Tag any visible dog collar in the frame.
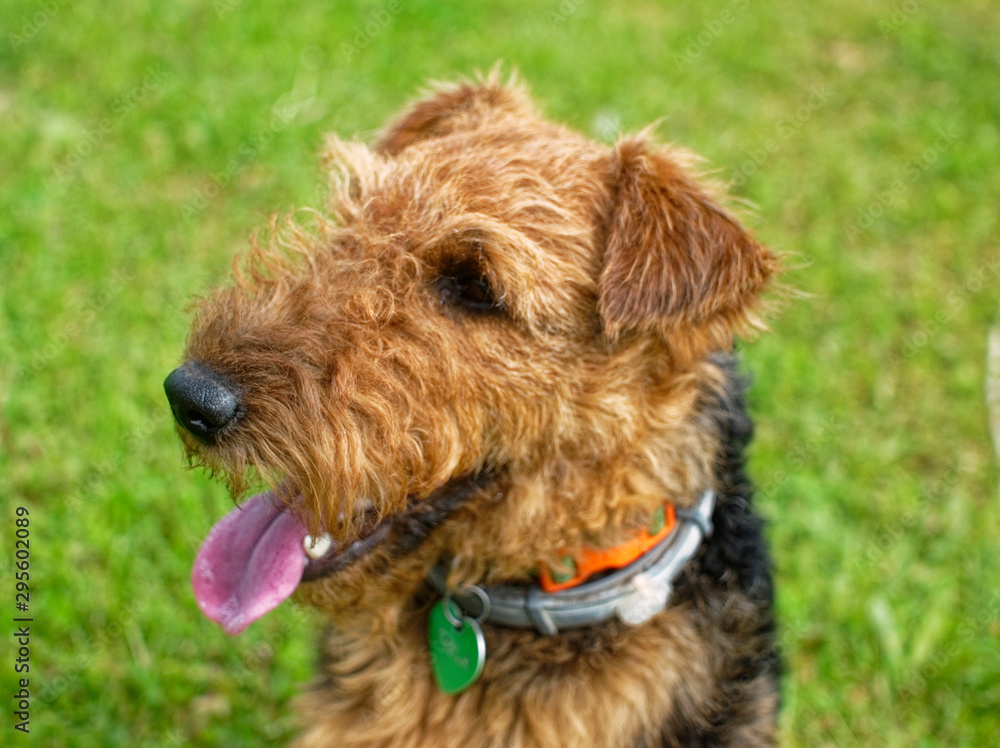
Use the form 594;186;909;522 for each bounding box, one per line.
428;489;715;636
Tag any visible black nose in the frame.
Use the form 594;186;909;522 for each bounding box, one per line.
164;362;241;445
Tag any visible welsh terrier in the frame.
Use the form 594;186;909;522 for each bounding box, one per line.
165;74;780;747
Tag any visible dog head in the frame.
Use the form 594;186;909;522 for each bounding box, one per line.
165;74;775;634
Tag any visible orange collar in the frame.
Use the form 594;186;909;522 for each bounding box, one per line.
538;503;678;592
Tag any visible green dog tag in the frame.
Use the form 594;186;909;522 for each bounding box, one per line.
428;598;486;695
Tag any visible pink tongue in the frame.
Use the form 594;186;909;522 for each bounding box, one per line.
192;492;311;635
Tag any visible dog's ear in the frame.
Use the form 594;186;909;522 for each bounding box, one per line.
599;137;776;349
375;76;535;156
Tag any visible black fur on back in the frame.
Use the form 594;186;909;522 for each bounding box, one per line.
653;354;780;747
694;353;775;604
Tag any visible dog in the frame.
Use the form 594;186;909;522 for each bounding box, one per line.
165;73;780;746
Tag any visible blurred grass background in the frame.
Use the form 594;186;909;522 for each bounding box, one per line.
2;1;998;745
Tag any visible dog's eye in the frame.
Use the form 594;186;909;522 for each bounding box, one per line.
437;259;504;314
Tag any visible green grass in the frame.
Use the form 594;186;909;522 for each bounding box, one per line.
2;1;998;745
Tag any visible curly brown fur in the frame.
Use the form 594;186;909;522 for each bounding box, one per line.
168;71;780;747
